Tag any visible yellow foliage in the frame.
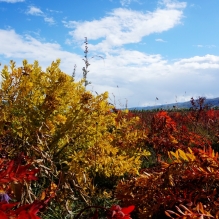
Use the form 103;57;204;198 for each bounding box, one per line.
168;148;196;163
0;59;150;198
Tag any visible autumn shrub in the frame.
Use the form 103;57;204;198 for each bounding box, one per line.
132;110;211;161
116;146;219;218
0;59;150;218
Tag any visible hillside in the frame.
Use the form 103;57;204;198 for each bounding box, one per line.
129;97;219;111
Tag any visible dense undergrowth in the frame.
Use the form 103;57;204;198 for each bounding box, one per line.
1;59;219;219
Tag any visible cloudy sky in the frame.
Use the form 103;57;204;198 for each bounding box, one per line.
0;0;218;108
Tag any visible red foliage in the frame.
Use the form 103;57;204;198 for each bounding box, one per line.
0;156;50;219
132;109;214;159
107;205;135;219
116;146;219;218
0;158;39;184
0;199;50;219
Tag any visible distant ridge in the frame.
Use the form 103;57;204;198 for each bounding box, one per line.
129;97;219;111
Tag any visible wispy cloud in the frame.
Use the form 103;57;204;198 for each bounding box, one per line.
26;6;43;16
120;0;139;6
0;0;24;2
120;0;131;6
173;55;219;69
159;0;186;9
155;38;167;42
194;44;216;49
26;6;55;25
46;9;62;13
196;44;203;48
64;1;186;52
206;45;216;48
44;17;55;25
0;29;81;73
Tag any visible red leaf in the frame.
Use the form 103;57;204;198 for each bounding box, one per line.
0;210;8;219
14;199;50;218
5;161;14;176
17;211;31;219
0;202;18;211
122;205;135;215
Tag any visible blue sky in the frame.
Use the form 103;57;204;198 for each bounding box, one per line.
0;0;218;107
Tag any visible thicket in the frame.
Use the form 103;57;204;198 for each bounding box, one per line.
1;56;219;218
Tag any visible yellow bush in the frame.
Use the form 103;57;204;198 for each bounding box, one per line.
0;60;150;193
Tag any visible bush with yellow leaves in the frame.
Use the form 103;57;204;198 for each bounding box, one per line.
0;59;150;217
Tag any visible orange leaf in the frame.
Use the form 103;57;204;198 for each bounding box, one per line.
40;191;46;201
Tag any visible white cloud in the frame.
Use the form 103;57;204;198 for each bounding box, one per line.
90;53;219;107
120;0;131;6
26;6;55;25
46;9;62;13
0;29;219;108
120;0;138;6
194;44;216;49
159;0;186;9
0;29;82;74
65;38;72;45
0;0;24;2
26;6;43;16
155;38;166;42
44;17;55;25
64;1;186;52
173;55;219;69
206;45;216;48
196;44;203;48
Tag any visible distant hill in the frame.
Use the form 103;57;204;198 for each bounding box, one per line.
129;97;219;111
